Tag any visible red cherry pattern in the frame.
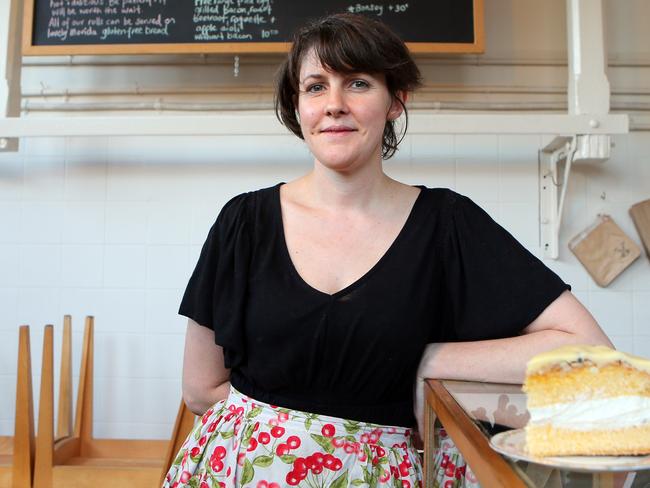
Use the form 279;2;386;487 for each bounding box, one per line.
163;395;427;488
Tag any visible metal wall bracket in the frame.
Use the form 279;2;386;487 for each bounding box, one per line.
539;134;611;259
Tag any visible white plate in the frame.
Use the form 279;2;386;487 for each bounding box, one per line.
490;429;650;472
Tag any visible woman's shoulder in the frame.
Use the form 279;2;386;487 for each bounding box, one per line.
415;186;471;214
217;183;281;220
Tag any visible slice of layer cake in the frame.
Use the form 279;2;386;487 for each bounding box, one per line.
523;345;650;457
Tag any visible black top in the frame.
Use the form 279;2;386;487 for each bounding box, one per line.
179;184;570;427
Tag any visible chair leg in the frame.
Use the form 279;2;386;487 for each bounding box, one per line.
11;325;35;488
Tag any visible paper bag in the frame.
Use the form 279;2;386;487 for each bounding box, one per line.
629;199;650;259
568;215;640;287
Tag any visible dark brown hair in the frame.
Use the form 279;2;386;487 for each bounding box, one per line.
274;13;422;159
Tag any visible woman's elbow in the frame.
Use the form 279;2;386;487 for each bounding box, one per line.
182;388;209;416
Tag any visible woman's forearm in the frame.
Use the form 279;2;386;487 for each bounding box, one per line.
418;291;613;384
184;381;231;416
417;328;612;384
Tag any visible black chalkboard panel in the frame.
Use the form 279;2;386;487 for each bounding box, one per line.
23;0;484;55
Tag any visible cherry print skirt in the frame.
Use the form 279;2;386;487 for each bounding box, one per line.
162;386;423;488
431;428;479;488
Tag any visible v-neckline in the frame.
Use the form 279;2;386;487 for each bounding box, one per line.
274;182;425;299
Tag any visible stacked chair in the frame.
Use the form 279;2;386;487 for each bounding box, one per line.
5;315;196;488
0;326;36;488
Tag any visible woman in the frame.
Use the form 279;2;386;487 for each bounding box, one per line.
163;13;612;488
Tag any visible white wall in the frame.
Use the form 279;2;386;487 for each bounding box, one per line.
1;0;649;439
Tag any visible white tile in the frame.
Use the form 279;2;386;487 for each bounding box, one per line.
105;202;148;244
498;203;538;250
0;330;19;375
0;154;24;201
65;137;109;158
61;245;104;287
498;158;538;203
20;202;64;244
62;202;106;244
631;262;650;291
497;135;541;162
145;289;186;334
190;203;220;245
106;161;152;201
23;138;66;157
454;135;498;160
588;291;633;336
406;163;456;191
634;336;650;359
16;288;61;333
455;158;500;202
94;333;147;379
583;149;646;205
633;292;650;336
103;245;146;288
101;289;146;333
0;377;16;426
147;202;191;245
0;203;21;243
64;157;108;201
0;288;20;331
93;377;180;424
23;157;65;201
146;246;190;289
19;245;61;286
143;333;184;379
0;245;20;287
94;421;173;440
628;132;650;158
410;134;454;164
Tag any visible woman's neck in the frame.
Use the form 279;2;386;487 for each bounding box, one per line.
300;161;396;212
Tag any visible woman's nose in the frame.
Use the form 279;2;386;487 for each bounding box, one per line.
324;86;348;116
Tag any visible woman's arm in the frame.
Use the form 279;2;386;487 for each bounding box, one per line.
182;319;231;416
414;290;612;433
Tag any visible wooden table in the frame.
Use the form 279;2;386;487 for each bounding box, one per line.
423;379;650;488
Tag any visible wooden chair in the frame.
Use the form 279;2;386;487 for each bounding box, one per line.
33;316;196;488
0;326;36;488
159;400;197;486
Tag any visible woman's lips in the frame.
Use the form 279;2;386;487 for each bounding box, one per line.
321;126;356;135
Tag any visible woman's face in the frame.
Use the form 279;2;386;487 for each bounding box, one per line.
296;49;404;172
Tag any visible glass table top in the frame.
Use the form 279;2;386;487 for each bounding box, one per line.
440;380;650;488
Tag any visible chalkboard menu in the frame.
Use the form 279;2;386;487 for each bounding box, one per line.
23;0;484;55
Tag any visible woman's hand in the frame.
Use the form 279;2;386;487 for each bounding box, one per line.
182;319;231;415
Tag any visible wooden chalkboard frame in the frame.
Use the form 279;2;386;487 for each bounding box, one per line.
22;0;484;56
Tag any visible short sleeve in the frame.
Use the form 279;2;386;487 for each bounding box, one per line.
179;193;252;369
440;192;570;341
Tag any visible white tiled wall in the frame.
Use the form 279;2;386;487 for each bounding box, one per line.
2;0;650;441
1;131;649;439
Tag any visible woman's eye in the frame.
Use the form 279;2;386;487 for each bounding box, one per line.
350;80;369;89
306;84;325;93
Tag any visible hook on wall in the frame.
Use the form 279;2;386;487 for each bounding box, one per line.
233;55;240;78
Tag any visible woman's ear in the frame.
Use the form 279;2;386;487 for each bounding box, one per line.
388;91;408;121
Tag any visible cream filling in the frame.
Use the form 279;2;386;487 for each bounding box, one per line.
528;396;650;430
